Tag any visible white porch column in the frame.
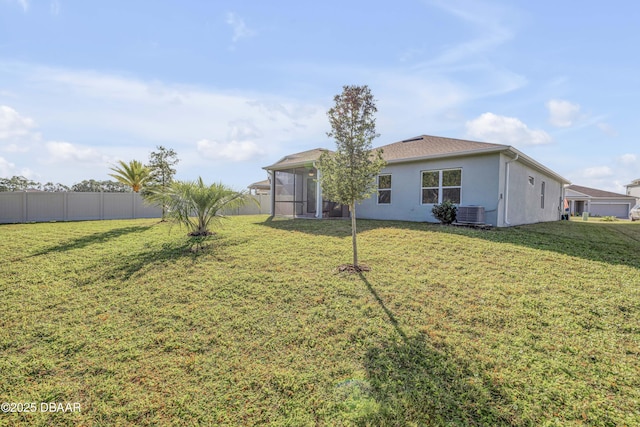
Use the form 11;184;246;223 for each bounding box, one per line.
269;170;276;216
315;168;322;218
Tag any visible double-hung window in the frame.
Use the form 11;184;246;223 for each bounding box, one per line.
377;174;391;204
421;169;461;204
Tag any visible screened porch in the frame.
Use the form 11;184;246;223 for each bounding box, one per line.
272;167;348;218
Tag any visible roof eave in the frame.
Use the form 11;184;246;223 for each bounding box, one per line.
505;147;571;184
383;146;507;165
263;160;319;171
384;145;570;184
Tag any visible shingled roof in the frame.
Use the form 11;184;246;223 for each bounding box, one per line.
264;148;331;170
263;135;569;184
375;135;508;162
566;185;636;199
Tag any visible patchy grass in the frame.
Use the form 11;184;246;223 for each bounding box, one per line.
0;216;638;426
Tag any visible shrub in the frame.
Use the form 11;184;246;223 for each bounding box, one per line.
432;200;457;224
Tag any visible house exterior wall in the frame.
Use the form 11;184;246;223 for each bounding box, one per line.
501;155;563;226
626;182;640;203
357;153;502;225
356;152;563;227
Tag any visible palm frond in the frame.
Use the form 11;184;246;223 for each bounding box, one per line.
152;177;254;236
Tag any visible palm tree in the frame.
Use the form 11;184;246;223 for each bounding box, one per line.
108;160;150;193
151;177;255;236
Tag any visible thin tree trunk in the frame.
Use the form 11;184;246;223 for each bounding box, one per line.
351;202;358;267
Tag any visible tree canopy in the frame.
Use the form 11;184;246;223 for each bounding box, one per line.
144;146;180;220
146;146;179;190
108;160;150;193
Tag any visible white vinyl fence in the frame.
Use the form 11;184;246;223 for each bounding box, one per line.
0;192;271;224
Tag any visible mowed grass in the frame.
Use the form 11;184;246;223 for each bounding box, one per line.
0;215;638;426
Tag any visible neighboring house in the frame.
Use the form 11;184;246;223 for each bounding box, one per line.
248;179;271;195
564;184;637;219
626;178;640;203
263;135;570;227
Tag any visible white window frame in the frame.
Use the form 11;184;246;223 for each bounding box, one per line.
420;168;462;205
377;174;392;205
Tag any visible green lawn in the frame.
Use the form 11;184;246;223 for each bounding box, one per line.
0;216;638;426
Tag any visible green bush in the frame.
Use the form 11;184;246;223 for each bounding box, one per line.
432;200;457;224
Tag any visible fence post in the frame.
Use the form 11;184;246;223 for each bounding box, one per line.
64;192;68;221
22;191;27;223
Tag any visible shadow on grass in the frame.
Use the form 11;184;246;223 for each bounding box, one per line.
103;233;242;281
360;334;515;426
258;217;640;270
30;226;153;257
357;273;516;426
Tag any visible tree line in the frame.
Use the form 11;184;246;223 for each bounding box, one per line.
0;146;179;193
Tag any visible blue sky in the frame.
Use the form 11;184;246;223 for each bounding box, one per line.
1;0;638;193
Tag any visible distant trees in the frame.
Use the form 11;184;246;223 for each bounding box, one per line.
0;176;68;192
71;179;129;192
0;176;129;192
42;182;71;192
108;160;150;193
0;176;42;192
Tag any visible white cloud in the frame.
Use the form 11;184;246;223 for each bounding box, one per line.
620;153;637;165
226;12;255;44
581;166;614;179
0;156;33;178
0;105;38;141
0;156;17;176
43;141;110;164
10;63;328;149
197;139;264;162
228;119;262;141
597;122;618;136
465;112;552;146
546;99;581;128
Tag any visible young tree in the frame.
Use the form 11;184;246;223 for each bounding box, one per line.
148;177;255;247
145;146;180;220
108;160;150;193
147;146;179;188
317;85;386;270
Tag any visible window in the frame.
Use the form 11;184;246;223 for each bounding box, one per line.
421;169;461;204
377;174;391;204
541;181;545;208
528;176;535;186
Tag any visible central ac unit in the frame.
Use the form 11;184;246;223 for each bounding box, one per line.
457;206;485;224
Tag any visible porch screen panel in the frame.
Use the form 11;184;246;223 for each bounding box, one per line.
274;171;295;216
295;172;304;215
